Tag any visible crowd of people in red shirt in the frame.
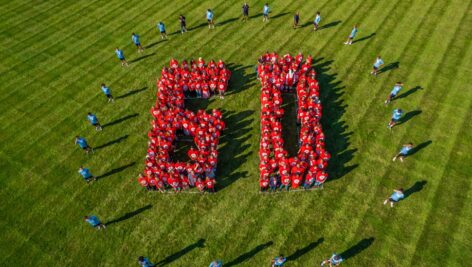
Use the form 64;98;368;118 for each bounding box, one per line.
258;52;330;192
138;58;230;193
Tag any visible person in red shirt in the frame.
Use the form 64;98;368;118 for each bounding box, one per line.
260;178;269;192
137;173;151;190
195;178;205;192
205;177;215;193
280;170;291;191
315;171;328;188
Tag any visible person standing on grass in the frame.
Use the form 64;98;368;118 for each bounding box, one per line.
269;174;278;192
75;136;93;154
263;3;270;22
271;255;287;266
385;82;404;105
393;143;414;162
314;11;321;31
344;24;358;45
371;55;384;76
293;12;300;28
383;188;405;207
138;256;156;267
242;3;249;21
158;22;167;39
84;215;106;230
321;253;343;266
179;15;187;33
388;108;403;129
115;47;128;66
101;83;114;102
209;260;223;267
131;33;144;53
79;166;96;183
87;112;102;131
206;9;215;29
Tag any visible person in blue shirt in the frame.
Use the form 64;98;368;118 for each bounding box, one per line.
115;47;128;66
242;3;249;21
371;55;384;76
388;108;403;129
87;112;102;131
384;188;405;207
157;22;167;39
138;256;156;267
344;24;358;45
314;11;321;31
271;255;287;266
100;83;114;102
84;215;106;229
131;32;144;53
321;253;343;266
393;143;414;162
206;9;215;29
75;136;93;154
269;175;279;192
79;166;96;183
263;3;270;22
385;82;404;105
293;12;300;28
208;260;222;267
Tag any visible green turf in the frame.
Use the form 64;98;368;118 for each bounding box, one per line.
1;0;471;266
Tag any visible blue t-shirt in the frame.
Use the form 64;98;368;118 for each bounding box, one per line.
139;258;154;267
87;114;98;124
132;34;140;44
374;58;384;68
206;11;214;20
158;23;165;32
76;137;88;148
350;28;358;37
263;5;270;15
115;49;124;59
273;257;286;266
391;85;403;95
209;260;222;267
86;216;100;226
79;168;92;179
315;15;321;24
400;145;412;155
330;254;343;265
101;85;110;95
390;191;405;201
392;109;402;120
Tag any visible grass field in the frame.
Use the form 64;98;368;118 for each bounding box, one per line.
1;0;472;266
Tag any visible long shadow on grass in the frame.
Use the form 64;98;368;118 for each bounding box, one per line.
378;61;399;75
352;32;376;44
404;180;427;198
116;87;147;99
340;237;374;261
129;53;155;64
226;63;257;96
286;238;324;262
96;162;136;180
105;204;152;226
225;241;273;266
156;239;206;266
316;58;358;182
94;134;129;150
102;113;139;128
145;39;166;49
395;86;423;101
397;110;422;126
408;140;432;157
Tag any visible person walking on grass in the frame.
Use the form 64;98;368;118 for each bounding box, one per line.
87;112;102;131
131;33;144;53
79;166;96;183
393;143;414;162
84;215;106;230
209;260;223;267
263;3;270;22
344;24;358;45
75;136;93;154
207;9;215;29
179;15;187;33
371;55;384;76
321;253;343;266
271;255;287;266
314;11;321;31
388;108;403;129
242;3;249;21
385;82;404;105
138;256;156;267
383;188;405;207
115;47;128;66
293;12;300;28
158;22;167;39
101;83;114;102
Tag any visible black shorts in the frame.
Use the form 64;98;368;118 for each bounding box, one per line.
81;146;90;150
134;42;141;47
389;197;399;202
160;30;166;34
373;66;379;70
207;19;212;22
106;93;113;98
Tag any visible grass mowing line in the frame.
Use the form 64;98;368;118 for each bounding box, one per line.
0;1;67;30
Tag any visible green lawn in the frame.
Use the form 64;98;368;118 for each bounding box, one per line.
1;0;471;266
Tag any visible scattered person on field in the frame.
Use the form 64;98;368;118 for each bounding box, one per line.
207;9;215;29
393;143;413;162
138;256;156;267
385;82;404;105
314;11;321;31
263;3;270;22
115;47;128;66
209;260;223;267
321;252;343;266
344;24;358;45
384;188;405;207
179;15;187;33
87;112;102;131
371;55;384;76
79;166;96;183
131;33;144;53
84;215;106;230
271;255;287;267
158;22;167;39
242;3;249;21
101;83;114;102
293;12;300;28
75;136;93;154
388;108;403;129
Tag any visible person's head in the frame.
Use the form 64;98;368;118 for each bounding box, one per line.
132;32;135;36
397;81;402;84
377;55;381;58
407;142;413;146
354;24;358;28
115;47;119;50
265;3;269;6
138;256;144;262
101;83;105;87
397;108;403;113
207;9;211;12
398;188;404;192
83;216;89;220
75;135;80;139
317;11;320;15
159;21;163;25
87;112;92;116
